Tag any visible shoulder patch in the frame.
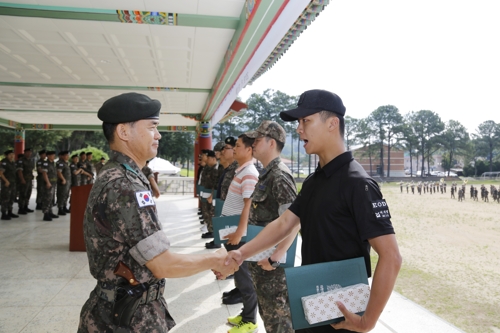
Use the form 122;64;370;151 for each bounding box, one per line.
135;191;155;207
371;199;391;219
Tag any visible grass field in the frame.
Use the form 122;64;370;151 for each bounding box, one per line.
372;180;500;333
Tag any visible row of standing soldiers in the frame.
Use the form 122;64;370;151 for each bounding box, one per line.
0;148;106;221
453;183;499;203
400;181;447;195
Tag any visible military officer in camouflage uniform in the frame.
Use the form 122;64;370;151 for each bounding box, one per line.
35;149;46;210
94;157;106;175
0;150;19;220
78;92;236;333
17;148;35;214
70;154;82;187
142;160;160;198
56;151;71;216
200;150;220;241
41;151;59;221
241;121;298;333
84;152;95;184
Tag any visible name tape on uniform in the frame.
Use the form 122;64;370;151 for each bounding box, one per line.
371;199;391;219
135;191;155;207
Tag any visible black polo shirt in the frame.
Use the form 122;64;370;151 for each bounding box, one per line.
289;151;394;277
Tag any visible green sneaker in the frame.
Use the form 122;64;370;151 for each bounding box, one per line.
227;321;258;333
227;314;242;326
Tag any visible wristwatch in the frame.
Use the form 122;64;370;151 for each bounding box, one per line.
268;257;280;268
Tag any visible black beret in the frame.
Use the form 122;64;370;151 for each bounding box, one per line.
100;157;105;160
224;137;236;147
17;153;24;159
79;152;86;156
280;89;346;122
71;154;78;159
24;148;31;152
206;150;216;158
4;150;13;155
98;93;161;123
46;151;56;155
39;149;46;154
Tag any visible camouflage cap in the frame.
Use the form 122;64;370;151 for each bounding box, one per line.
214;141;225;152
245;120;286;144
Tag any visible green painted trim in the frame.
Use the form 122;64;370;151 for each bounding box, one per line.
0;82;210;93
0;117;16;128
0;3;239;28
0;121;197;131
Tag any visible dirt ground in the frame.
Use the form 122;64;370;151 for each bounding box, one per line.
375;182;500;333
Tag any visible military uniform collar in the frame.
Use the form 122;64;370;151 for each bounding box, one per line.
110;150;144;177
315;151;353;178
259;157;281;179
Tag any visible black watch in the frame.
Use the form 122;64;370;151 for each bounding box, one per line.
268;257;280;268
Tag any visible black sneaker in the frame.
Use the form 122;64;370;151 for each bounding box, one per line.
17;209;27;215
222;288;240;298
8;211;19;218
205;242;221;249
201;232;213;239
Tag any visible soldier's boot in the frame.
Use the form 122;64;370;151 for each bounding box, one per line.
43;213;52;221
49;212;59;219
1;212;11;220
25;206;34;213
36;203;42;210
8;211;19;218
64;206;70;213
17;207;27;215
58;208;66;216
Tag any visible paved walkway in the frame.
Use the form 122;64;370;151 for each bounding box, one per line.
0;194;466;333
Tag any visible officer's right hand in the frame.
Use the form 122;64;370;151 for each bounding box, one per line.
46;183;52;189
61;179;66;185
4;180;10;187
225;250;244;266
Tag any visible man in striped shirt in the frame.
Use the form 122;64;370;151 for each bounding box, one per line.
222;134;260;333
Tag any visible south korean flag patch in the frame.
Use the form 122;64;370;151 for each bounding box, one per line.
135;191;155;208
371;199;391;220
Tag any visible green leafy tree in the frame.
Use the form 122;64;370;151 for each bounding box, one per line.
355;118;378;176
473;120;500;172
344;116;359;151
441;120;469;176
411;110;444;178
398;112;420;177
24;130;72;152
157;132;195;167
368;105;404;177
71;146;109;163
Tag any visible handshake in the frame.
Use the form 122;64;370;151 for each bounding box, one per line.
212;248;243;280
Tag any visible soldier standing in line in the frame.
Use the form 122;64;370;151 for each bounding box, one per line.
85;152;95;184
41;151;59;221
399;181;403;193
200;150;220;245
35;149;46;210
15;153;23;203
450;185;455;199
406;182;409;193
239;120;298;333
70;154;82;187
417;181;422;195
0;150;19;220
56;151;72;216
411;181;415;194
94;157;106;175
17;148;35;214
78;152;94;186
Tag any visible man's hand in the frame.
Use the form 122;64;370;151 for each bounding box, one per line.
46;183;52;189
152;188;160;198
61;179;66;185
224;249;244;266
212;248;239;279
4;180;10;187
223;231;242;246
207;194;213;204
330;301;373;332
257;258;275;271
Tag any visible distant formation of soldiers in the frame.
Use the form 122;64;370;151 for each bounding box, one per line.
400;179;499;204
0;148;107;221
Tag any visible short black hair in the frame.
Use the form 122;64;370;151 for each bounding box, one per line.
238;134;255;148
319;111;345;139
102;122;119;144
264;136;284;153
79;152;86;156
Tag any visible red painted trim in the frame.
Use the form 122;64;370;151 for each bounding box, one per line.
201;0;262;119
206;0;290;121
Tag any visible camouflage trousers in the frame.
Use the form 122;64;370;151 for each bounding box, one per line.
201;200;214;232
80;174;88;186
57;183;70;209
1;182;16;213
18;179;33;208
41;183;56;214
36;176;43;204
248;262;294;333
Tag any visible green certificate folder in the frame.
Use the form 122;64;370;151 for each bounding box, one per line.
245;225;298;268
213;215;246;244
284;257;369;330
214;199;225;217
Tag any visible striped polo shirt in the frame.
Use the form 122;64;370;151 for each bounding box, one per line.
221;160;259;216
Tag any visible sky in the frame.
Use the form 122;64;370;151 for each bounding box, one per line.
239;0;500;134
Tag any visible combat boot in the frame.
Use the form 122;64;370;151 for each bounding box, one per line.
36;203;42;210
25;206;34;213
49;212;59;219
1;212;11;220
43;213;52;221
64;206;70;213
17;208;27;215
8;211;19;218
58;208;66;216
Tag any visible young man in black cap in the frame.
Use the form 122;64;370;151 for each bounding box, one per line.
35;149;46;210
0;150;19;220
78;92;236;333
225;89;402;333
17;148;35;214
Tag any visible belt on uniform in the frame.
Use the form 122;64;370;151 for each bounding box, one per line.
95;279;165;304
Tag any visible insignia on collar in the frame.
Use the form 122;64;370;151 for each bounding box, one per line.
135;191;155;207
252;203;258;209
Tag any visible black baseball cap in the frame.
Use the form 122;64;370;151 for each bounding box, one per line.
280;89;346;122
